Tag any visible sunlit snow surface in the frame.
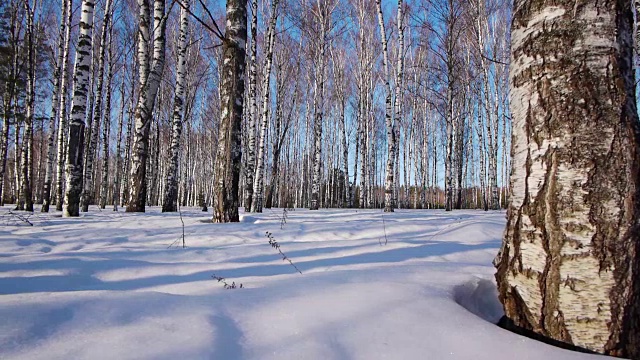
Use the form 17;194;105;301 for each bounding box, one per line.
0;206;608;359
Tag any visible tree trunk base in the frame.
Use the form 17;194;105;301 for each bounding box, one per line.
496;316;598;356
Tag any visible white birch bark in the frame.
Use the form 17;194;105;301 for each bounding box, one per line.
42;0;69;212
127;0;167;212
244;0;258;212
82;0;112;212
251;0;279;213
495;1;640;356
212;0;247;222
310;1;330;211
112;72;126;211
54;0;73;211
375;0;398;212
162;0;189;212
18;0;36;212
64;0;95;217
99;36;113;209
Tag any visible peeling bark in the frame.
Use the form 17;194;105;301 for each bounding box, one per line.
64;0;95;217
495;1;640;356
212;0;246;223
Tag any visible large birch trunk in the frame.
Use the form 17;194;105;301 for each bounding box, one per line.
127;0;167;212
494;1;640;356
64;0;95;217
162;0;189;212
212;0;247;222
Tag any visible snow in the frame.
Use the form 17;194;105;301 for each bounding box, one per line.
0;206;608;359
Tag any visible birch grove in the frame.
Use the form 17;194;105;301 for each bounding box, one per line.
7;0;637;225
0;0;518;214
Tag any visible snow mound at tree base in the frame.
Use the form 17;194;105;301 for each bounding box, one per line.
453;277;503;323
453;277;603;357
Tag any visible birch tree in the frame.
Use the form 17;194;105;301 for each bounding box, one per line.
17;0;35;211
112;70;127;211
0;0;21;206
244;0;258;212
64;0;95;217
331;43;349;207
212;0;247;222
82;0;113;212
99;32;114;209
375;0;403;212
162;0;189;212
41;0;69;212
54;0;73;211
251;0;280;213
494;1;640;356
127;0;167;212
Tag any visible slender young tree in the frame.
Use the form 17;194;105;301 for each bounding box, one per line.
244;0;258;212
212;0;247;222
494;0;640;357
0;0;22;206
64;0;95;217
375;0;401;212
309;0;334;211
162;0;189;212
99;31;114;209
54;0;73;211
112;70;127;211
82;0;113;212
42;0;70;212
18;0;36;212
252;0;280;213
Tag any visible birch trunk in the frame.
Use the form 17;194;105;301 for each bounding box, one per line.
494;1;640;356
99;39;113;209
42;0;69;212
121;67;136;207
19;0;36;212
310;11;327;211
212;0;247;222
252;0;279;213
244;0;258;212
55;0;73;211
162;0;189;212
0;5;19;206
0;94;10;205
394;0;404;209
127;0;167;212
376;0;398;212
112;73;126;211
82;0;112;212
64;0;95;217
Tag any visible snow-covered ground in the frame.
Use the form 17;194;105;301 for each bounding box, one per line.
0;206;606;359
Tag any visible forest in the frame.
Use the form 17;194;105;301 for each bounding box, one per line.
0;0;511;216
